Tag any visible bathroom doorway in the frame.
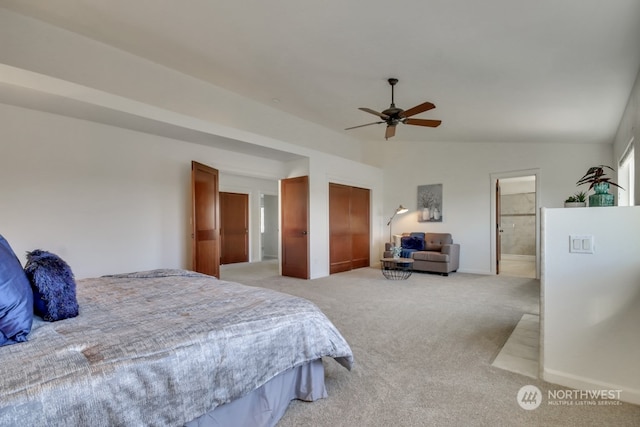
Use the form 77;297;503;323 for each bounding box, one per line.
491;170;539;278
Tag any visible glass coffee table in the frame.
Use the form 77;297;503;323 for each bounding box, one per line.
380;257;414;280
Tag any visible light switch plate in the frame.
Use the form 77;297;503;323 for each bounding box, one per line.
569;235;594;254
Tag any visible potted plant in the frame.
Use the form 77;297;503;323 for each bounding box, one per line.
390;245;402;259
564;190;587;208
576;165;624;207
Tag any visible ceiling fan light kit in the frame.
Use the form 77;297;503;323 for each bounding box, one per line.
345;78;441;140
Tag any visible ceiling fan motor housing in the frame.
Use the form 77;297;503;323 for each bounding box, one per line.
382;108;404;125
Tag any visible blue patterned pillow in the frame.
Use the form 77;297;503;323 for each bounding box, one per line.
0;235;33;346
24;250;79;322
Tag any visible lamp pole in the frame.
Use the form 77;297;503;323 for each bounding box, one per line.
387;205;408;243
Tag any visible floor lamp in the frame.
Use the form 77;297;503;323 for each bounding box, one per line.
387;205;408;243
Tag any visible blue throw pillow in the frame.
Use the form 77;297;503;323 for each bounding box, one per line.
401;236;425;251
410;237;426;251
0;235;33;346
24;250;79;322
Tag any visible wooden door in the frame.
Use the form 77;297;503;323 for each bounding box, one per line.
350;186;370;269
191;161;220;278
220;192;249;265
329;183;353;274
329;183;370;274
281;176;309;279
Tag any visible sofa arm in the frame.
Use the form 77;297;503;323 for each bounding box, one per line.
441;243;460;270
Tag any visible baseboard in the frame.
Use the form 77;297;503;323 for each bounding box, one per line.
543;368;640;405
457;268;492;275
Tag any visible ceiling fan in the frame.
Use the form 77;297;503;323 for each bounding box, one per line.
345;78;441;140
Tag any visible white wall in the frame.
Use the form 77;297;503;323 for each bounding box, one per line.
541;206;640;404
376;140;614;274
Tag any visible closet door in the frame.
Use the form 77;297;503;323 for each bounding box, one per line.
329;183;370;274
329;183;353;274
350;186;370;269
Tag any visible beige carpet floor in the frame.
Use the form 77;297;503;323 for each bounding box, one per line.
220;262;640;427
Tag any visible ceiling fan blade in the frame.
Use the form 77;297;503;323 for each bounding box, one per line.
345;121;384;130
385;125;396;140
404;118;442;128
400;102;436;118
359;107;389;119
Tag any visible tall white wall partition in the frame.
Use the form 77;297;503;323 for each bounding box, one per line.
541;206;640;404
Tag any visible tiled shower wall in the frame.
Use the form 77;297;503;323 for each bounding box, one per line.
500;192;536;256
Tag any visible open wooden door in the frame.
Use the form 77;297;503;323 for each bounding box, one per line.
496;179;501;275
220;192;249;265
281;176;309;279
191;161;220;278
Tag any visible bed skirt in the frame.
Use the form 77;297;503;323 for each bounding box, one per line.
186;359;326;427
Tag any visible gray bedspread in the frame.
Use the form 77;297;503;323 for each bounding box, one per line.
0;269;353;426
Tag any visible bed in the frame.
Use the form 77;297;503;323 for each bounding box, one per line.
0;269;353;426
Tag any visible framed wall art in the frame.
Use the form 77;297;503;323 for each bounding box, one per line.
417;183;443;222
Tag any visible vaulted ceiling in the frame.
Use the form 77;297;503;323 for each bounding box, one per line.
2;0;640;145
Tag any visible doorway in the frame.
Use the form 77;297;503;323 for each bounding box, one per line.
261;194;278;260
491;170;539;278
220;192;249;265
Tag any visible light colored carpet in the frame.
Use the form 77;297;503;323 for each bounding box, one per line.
220;262;640;426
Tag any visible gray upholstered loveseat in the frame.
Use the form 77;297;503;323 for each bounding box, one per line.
384;232;460;276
